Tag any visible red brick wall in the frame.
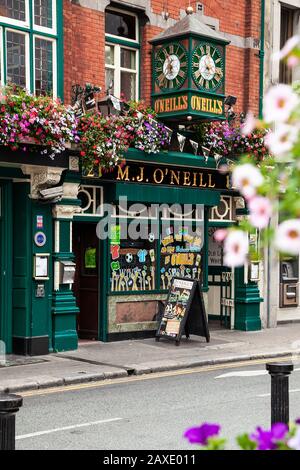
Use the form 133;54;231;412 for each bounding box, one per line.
63;0;262;116
63;1;105;105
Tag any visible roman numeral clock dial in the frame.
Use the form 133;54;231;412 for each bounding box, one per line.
192;43;224;92
155;43;188;91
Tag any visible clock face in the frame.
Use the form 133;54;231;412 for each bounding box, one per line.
192;43;224;92
155;43;188;91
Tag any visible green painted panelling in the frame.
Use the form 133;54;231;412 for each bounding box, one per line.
12;290;29;309
12;183;31;339
52;290;79;352
126;148;217;169
107;182;220;206
13;257;28;276
0;181;13;352
31;202;53;341
234;267;262;331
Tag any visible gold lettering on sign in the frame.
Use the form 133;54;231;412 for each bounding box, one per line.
226;175;231;189
153;168;164;184
199;173;207;188
86;168;95;178
117;165;130;181
136;167;144;182
192;172;198;187
191;96;224;115
183;171;191;186
154;95;189;114
208;174;216;188
170;170;180;185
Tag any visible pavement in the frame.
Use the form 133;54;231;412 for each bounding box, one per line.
1;323;300;394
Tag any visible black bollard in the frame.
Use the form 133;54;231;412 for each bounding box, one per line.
266;362;294;425
0;393;23;450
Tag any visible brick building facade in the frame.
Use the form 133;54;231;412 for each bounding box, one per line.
63;0;263;117
0;0;266;355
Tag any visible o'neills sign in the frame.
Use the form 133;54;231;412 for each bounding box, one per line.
84;161;231;191
153;93;224;117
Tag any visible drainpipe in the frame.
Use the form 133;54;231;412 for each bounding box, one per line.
259;0;265;119
259;0;270;327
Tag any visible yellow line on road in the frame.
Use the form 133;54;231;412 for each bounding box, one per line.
20;355;294;398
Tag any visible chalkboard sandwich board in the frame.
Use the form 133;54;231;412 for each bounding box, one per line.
156;277;210;346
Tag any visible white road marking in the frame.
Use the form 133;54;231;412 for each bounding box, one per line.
215;367;300;379
16;418;123;440
215;370;268;379
257;389;300;398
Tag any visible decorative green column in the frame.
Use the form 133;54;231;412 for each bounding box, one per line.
52;182;80;352
234;266;263;331
233;200;263;331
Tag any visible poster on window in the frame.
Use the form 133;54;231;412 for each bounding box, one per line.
208;227;222;266
160;222;204;290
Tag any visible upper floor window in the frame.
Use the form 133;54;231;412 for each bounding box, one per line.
279;5;299;84
105;7;139;101
0;0;58;96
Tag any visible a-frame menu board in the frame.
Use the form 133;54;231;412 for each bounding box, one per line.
156;277;210;346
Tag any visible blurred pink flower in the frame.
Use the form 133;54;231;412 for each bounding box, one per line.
263;84;298;123
287;55;300;68
288;427;300;450
273;35;300;61
248;196;272;229
214;229;228;242
241;111;256;136
265;124;298;158
224;230;249;267
232;163;263;200
275;219;300;255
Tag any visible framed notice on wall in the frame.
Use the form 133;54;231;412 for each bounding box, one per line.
156;277;210;346
33;254;50;280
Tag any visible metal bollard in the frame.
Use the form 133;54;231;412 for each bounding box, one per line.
266;362;294;425
0;393;23;450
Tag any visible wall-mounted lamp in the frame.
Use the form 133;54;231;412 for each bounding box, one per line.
225;95;237;122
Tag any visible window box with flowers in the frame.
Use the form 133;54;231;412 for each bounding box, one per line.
77;101;170;173
197;118;271;164
0;85;79;159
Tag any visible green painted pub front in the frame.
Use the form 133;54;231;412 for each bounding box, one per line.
0;146;262;355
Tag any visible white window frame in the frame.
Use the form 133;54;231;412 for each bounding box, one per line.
0;27;4;86
271;0;300;84
105;6;139;45
32;0;57;35
0;0;30;28
33;34;57;97
5;28;30;91
105;42;139;100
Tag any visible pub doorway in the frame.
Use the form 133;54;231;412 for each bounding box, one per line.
73;222;99;340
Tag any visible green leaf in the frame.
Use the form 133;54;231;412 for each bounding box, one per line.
236;434;257;450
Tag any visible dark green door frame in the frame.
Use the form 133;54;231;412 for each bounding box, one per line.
0;180;13;353
73;218;107;342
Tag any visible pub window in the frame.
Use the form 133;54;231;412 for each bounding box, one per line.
279;6;297;84
109;219;157;293
105;7;139;101
160;217;204;291
0;0;58;96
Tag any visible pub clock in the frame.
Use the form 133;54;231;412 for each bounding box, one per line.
155;43;188;91
150;8;229;122
192;42;224;92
